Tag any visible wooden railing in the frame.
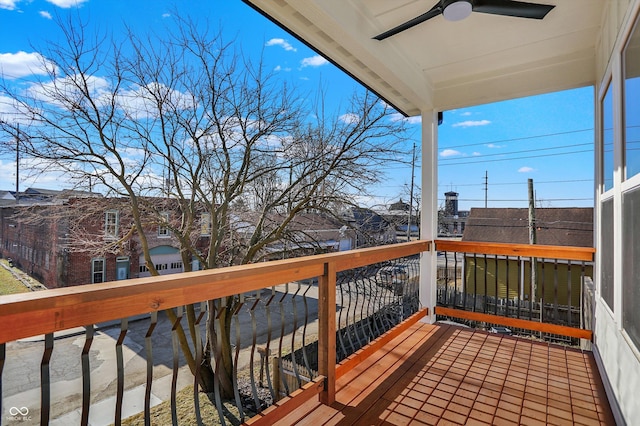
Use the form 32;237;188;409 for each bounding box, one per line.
0;239;596;425
0;240;429;425
433;239;595;342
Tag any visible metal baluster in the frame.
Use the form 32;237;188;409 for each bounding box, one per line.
261;289;275;404
0;342;4;423
472;253;478;312
353;270;367;349
461;252;467;311
170;307;183;426
553;260;559;323
300;283;314;379
249;295;264;408
567;261;573;326
277;285;289;395
368;270;380;339
231;295;245;421
81;325;94;426
143;312;157;426
290;282;302;388
517;256;522;319
192;304;206;426
41;332;54;425
210;300;226;426
336;275;348;359
529;257;534;321
505;257;510;316
483;254;487;314
443;251;449;306
494;255;499;316
114;319;128;426
363;274;376;344
540;261;546;323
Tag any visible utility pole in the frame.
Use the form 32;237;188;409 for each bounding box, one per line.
408;143;416;242
528;178;537;305
15;124;20;204
484;171;488;208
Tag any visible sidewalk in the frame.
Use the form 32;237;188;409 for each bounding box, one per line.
50;370;192;426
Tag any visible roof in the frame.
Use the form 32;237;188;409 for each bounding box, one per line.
243;0;605;115
462;207;593;247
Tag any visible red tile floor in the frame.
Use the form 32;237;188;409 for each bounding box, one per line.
271;322;615;425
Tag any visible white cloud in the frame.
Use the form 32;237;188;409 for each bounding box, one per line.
339;113;360;124
390;112;421;124
460;111;472;116
486;143;504;149
39;10;52;19
162;13;171;18
518;166;535;173
472;152;481;156
440;149;461;157
0;94;31;125
45;0;87;8
452;119;491;128
273;65;291;72
300;55;328;68
0;0;19;10
265;38;296;52
0;51;51;79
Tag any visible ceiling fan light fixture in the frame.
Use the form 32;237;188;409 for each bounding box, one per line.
443;0;473;21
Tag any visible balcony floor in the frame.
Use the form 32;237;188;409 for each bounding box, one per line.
272;323;615;425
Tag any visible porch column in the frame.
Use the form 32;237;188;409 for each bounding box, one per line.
420;109;439;323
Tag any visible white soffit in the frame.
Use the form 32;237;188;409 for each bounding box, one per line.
244;0;605;116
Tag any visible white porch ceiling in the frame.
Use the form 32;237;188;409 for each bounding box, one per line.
243;0;606;116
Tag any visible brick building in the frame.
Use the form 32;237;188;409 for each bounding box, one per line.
0;193;210;288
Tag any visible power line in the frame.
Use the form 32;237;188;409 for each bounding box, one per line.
438;178;592;187
440;142;592;162
439;128;593;150
440;149;592;166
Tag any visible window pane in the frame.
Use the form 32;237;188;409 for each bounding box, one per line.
623;187;640;349
601;198;614;311
603;83;614;192
625;20;640;180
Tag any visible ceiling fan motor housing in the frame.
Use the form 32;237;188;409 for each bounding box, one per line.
443;0;473;21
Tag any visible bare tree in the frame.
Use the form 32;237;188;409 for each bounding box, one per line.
0;15;408;398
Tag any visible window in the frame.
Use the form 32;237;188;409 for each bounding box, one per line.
623;186;640;349
200;213;212;236
602;82;614;192
158;212;170;237
170;261;183;270
92;258;105;283
624;19;640;180
105;210;119;239
600;198;614;311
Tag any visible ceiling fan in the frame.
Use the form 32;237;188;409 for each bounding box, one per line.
373;0;555;40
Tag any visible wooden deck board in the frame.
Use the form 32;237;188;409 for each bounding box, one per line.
266;323;616;425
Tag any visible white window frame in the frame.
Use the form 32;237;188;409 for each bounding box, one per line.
92;258;105;283
105;210;119;239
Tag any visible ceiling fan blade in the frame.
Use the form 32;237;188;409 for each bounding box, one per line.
472;0;555;19
373;2;443;40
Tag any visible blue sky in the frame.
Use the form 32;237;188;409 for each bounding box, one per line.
0;0;594;211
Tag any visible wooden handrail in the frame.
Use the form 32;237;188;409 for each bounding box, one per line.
435;239;595;262
0;240;429;344
435;307;593;340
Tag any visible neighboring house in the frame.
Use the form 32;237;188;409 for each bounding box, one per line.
460;207;594;308
260;213;355;260
382;199;420;241
344;207;396;248
0;191;209;288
